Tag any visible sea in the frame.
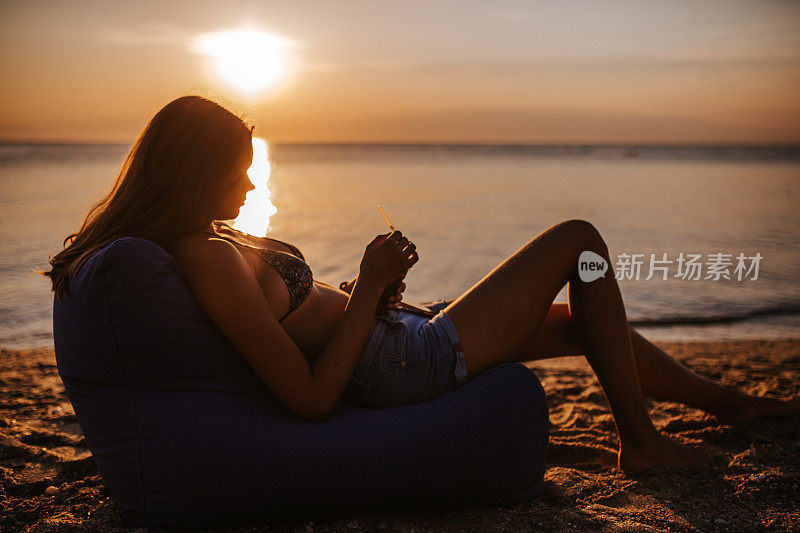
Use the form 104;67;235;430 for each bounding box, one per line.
1;142;799;349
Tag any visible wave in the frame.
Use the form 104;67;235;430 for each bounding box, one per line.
629;304;800;327
0;330;54;349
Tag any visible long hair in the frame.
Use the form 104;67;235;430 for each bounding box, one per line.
39;95;254;301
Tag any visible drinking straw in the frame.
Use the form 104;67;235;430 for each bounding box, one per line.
377;204;395;232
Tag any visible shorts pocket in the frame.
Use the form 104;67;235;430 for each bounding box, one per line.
377;321;428;371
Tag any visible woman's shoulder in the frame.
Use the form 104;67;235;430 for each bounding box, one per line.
167;234;272;321
170;232;244;270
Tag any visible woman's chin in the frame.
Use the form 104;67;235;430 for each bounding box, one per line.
216;211;239;222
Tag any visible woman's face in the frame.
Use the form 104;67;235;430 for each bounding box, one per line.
215;143;255;221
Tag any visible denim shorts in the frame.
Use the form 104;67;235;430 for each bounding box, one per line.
341;300;470;408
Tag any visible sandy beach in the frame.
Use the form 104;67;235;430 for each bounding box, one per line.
1;338;799;532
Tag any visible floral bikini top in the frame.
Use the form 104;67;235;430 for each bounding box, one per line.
207;221;313;322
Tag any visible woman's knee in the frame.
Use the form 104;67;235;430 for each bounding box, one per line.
558;219;610;258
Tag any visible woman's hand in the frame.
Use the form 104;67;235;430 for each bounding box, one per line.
385;280;406;309
358;230;418;291
339;278;357;294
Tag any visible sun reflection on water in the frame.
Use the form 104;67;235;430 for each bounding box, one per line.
231;137;276;237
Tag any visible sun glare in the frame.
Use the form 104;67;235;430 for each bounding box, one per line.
232;137;277;237
195;30;291;96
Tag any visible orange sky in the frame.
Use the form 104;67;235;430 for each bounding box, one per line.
1;1;799;144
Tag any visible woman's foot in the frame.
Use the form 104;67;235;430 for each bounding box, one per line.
618;433;707;473
713;396;800;425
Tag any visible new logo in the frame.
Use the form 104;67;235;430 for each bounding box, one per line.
578;251;608;282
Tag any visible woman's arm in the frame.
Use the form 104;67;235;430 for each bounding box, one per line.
341;276;406;309
176;238;383;422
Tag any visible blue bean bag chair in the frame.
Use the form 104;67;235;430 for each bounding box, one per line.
53;237;549;529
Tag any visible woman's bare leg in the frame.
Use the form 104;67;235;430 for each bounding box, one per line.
519;303;800;423
624;328;800;423
442;219;702;471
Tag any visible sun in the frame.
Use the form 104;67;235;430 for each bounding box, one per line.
195;30;292;96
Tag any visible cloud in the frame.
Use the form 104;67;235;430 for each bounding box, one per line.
99;22;195;46
302;54;800;78
486;8;532;23
662;17;800;64
298;61;339;73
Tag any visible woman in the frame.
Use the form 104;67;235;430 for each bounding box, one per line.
42;95;798;473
